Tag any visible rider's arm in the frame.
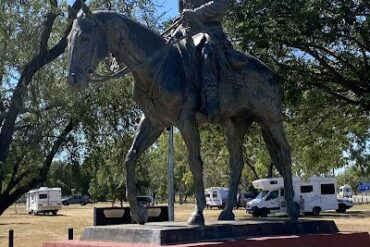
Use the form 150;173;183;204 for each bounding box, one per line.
193;0;229;22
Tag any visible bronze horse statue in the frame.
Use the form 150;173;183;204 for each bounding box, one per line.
67;9;299;225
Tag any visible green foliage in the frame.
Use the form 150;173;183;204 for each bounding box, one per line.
336;165;370;193
0;0;164;213
225;0;370;177
226;0;370;110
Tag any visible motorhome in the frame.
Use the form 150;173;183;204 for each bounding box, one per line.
205;187;229;209
338;184;353;198
26;187;62;215
246;176;350;217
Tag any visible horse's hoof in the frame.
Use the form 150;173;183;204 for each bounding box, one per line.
131;204;148;224
218;210;235;221
187;212;205;226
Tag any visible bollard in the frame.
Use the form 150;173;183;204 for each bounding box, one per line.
9;229;14;247
68;228;73;240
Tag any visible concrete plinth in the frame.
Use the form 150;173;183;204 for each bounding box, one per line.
79;220;338;245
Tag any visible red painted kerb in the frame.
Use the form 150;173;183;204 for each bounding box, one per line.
43;232;370;247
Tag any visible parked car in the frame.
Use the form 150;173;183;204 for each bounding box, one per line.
137;196;153;207
62;195;89;206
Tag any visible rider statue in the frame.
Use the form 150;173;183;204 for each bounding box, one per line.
172;0;247;121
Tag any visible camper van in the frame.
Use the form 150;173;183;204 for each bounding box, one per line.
205;187;229;209
246;176;350;217
26;187;62;215
338;184;353;198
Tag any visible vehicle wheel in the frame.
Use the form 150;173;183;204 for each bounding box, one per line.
260;209;268;217
252;212;259;217
312;207;321;216
81;201;86;206
52;211;57;216
336;205;346;213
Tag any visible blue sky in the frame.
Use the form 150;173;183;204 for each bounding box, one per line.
158;0;178;18
65;0;179;19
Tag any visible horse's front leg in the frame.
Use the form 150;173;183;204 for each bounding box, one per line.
125;116;164;224
219;118;251;221
177;113;205;225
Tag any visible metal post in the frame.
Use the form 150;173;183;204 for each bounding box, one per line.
9;230;14;247
167;127;175;221
68;228;73;240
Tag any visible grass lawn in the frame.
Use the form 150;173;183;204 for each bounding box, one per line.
1;203;370;247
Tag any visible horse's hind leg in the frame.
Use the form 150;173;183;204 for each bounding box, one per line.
177;114;206;225
218;118;252;221
125;116;164;224
261;121;299;220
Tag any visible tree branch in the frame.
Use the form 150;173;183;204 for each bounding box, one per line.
3;120;74;199
299;45;364;95
245;159;259;180
0;0;83;184
39;10;58;53
308;43;369;86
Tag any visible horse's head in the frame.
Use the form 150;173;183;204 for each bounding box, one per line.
67;10;108;91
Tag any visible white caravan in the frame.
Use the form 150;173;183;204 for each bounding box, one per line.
338;184;353;198
246;176;341;217
26;187;62;215
205;187;229;209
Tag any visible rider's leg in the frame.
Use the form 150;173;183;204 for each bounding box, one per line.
201;40;219;121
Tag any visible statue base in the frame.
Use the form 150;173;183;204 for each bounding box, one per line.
42;220;370;247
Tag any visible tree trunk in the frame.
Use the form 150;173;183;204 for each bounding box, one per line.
0;0;82;211
0;120;74;216
267;162;273;178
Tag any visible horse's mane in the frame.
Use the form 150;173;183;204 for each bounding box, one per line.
93;10;166;50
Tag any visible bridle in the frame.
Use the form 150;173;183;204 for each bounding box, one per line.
87;18;185;84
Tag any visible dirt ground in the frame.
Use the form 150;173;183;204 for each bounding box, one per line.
1;203;370;247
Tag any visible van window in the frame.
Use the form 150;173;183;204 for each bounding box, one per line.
205;193;210;198
266;190;278;201
280;188;284;197
212;191;217;198
321;184;335;194
256;190;269;199
301;185;313;193
270;180;278;185
39;194;48;199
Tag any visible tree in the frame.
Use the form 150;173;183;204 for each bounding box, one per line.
0;0;167;214
224;0;370;177
0;0;87;215
226;0;370;111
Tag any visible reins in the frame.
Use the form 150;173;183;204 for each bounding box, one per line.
89;18;184;84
